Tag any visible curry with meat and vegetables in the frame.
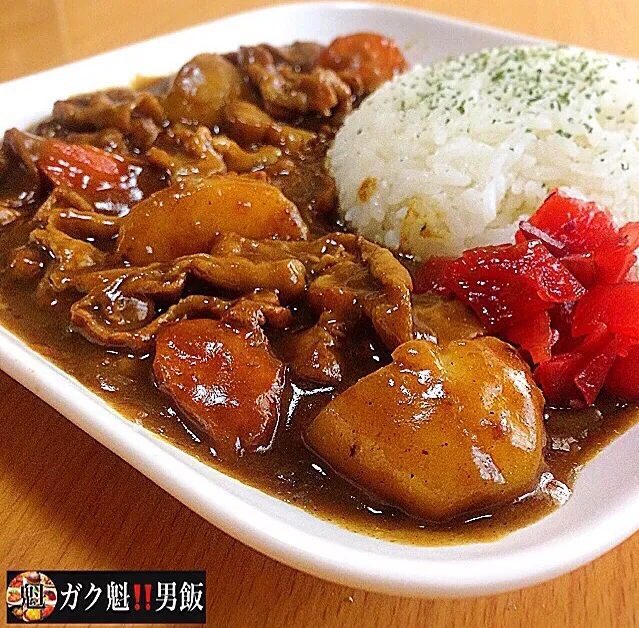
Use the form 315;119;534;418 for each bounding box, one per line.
1;33;638;544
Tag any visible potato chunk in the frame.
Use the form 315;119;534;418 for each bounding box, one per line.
154;319;285;455
165;54;245;127
306;337;544;521
412;293;485;345
118;175;308;264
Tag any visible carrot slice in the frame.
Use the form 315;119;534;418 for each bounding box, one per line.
153;319;285;455
319;33;407;92
39;139;140;211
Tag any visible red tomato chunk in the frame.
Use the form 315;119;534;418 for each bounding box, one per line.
443;240;584;332
517;191;639;286
572;283;639;339
606;345;639;399
504;311;557;365
413;190;639;407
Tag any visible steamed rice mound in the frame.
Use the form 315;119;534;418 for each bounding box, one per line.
329;45;639;258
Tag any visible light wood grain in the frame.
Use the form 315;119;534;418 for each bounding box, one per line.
1;1;639;626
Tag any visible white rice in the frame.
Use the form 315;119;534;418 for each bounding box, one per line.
329;45;639;258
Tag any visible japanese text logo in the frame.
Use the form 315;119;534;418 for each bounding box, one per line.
6;571;57;623
6;571;205;624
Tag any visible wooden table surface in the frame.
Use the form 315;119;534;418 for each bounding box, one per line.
2;1;639;626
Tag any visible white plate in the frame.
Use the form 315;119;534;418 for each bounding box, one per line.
2;1;639;598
